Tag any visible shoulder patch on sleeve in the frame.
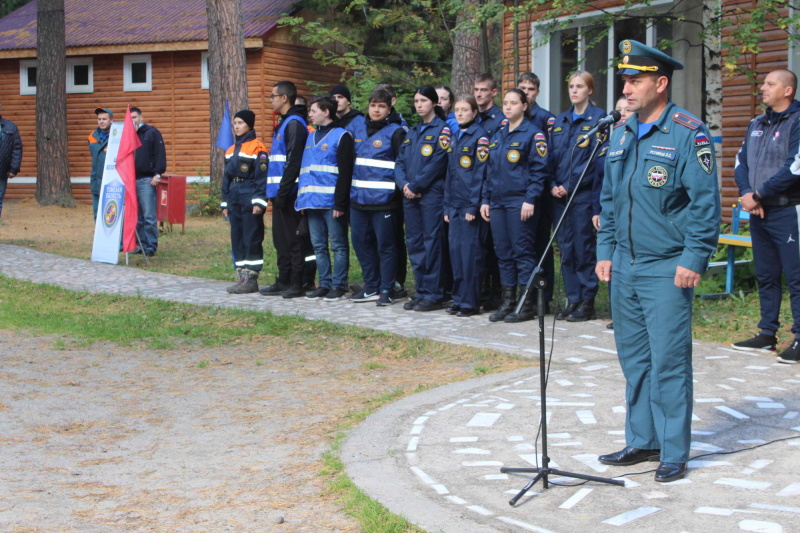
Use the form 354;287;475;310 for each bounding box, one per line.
500;118;509;128
534;132;546;142
672;112;702;131
477;136;490;146
441;126;451;136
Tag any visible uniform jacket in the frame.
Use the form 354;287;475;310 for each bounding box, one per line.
267;106;308;200
444;121;489;218
394;115;450;194
220;129;269;210
597;101;721;276
0;117;21;179
734;99;800;206
296;122;354;211
88;128;108;194
133;123;167;178
478;104;505;138
528;103;555;133
547;102;607;194
483;119;549;208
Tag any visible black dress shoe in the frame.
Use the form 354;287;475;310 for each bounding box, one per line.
555;302;579;320
414;299;442;312
403;297;422;311
655;462;687;482
598;446;661;466
456;308;478;317
445;305;461;315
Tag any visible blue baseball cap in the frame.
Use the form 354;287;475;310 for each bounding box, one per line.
617;39;683;77
94;107;113;117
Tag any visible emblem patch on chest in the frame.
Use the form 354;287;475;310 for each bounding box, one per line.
647;166;668;187
460;155;472;168
240;163;250;173
321;143;329;151
373;139;383;148
507;149;520;163
421;144;433;156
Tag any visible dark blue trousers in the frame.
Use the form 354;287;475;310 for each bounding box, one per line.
228;181;265;272
404;185;445;301
449;214;485;311
489;204;537;287
751;205;800;336
350;207;398;293
551;191;598;303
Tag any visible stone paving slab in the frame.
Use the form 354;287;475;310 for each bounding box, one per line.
2;244;799;533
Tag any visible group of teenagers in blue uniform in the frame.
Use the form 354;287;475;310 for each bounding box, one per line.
222;70;615;324
221;39;729;483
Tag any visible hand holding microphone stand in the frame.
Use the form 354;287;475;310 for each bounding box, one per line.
500;110;624;506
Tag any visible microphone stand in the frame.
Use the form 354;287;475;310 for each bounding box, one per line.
500;131;624;507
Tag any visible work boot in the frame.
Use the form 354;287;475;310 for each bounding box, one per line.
566;299;597;322
230;269;259;294
259;278;289;296
504;285;535;323
489;286;517;323
555;301;579;320
226;268;245;293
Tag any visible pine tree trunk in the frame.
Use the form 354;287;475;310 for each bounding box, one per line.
703;0;723;184
450;0;481;97
207;0;248;188
35;0;74;207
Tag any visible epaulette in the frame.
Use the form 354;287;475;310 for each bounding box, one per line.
672;112;702;130
613;120;627;129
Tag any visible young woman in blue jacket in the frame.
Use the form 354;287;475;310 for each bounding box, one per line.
481;88;549;323
548;70;607;322
395;86;451;312
444;95;490;317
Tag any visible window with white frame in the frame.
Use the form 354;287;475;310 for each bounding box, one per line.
67;57;93;93
124;54;152;92
201;51;209;90
531;0;674;113
19;59;37;95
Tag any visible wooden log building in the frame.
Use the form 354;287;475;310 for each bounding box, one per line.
0;0;342;204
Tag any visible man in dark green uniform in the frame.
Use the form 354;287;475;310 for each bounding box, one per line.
595;40;720;482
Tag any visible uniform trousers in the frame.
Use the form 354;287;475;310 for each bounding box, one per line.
228;181;265;271
551;191;598;303
350;207;397;293
272;198;305;285
449;214;486;311
489;204;538;287
751;205;800;336
612;253;693;463
404;185;445;301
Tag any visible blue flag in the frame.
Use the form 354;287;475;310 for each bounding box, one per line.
215;100;234;150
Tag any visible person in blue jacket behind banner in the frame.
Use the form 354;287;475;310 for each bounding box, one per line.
395;85;451;312
445;95;490;317
596;39;720;483
437;85;460;133
481;88;549;323
349;87;407;306
296;94;355;302
548;70;607;322
220;109;269;294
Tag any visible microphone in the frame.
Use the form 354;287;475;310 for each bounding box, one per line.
576;110;622;145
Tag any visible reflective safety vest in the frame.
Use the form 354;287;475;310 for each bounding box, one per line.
267;114;307;198
350;120;401;205
296;127;348;210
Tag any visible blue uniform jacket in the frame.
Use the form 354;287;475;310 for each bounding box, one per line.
528;103;555;133
444;122;489;218
395;115;451;194
483;120;549;208
597;102;721;276
88;128;108;195
478;104;506;138
547;102;607;193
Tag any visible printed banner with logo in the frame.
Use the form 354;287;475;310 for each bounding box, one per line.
91;122;125;264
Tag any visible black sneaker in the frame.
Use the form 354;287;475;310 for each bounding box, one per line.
260;280;289;296
403;296;422;311
777;340;800;364
323;288;348;301
305;287;330;300
376;290;394;306
282;284;306;299
731;333;778;353
350;288;379;303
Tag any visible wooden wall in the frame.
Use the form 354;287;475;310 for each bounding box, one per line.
2;42;341;203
